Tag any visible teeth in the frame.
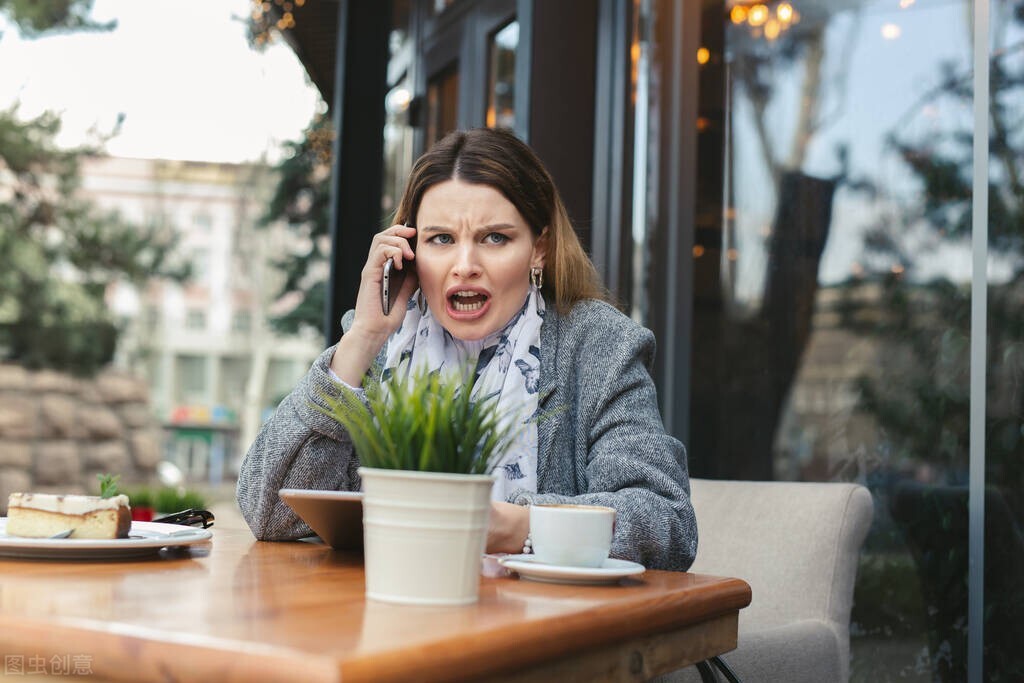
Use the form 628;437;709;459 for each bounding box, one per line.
453;300;484;312
450;291;486;312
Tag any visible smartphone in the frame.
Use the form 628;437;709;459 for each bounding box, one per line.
381;257;407;315
381;225;415;315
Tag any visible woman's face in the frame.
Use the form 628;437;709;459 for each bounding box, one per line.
414;179;546;341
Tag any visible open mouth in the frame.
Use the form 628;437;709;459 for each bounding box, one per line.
449;290;489;312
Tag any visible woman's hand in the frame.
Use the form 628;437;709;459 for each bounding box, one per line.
486;501;530;554
330;224;418;385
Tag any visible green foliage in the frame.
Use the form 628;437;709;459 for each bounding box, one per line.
124;487;152;509
258;114;334;335
838;10;1024;679
121;487;205;512
152;487;206;513
0;106;188;375
96;473;120;498
0;0;114;38
316;365;520;475
0;2;189;375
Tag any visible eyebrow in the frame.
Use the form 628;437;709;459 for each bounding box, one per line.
419;223;519;234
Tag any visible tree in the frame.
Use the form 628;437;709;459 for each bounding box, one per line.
257;113;333;335
839;2;1024;680
0;0;187;375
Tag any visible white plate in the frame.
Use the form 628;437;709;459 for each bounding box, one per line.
498;554;645;585
0;520;212;560
278;488;363;551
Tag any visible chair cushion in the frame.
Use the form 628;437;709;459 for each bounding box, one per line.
652;619;843;683
685;479;872;682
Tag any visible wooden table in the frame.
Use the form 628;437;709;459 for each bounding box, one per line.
0;528;750;683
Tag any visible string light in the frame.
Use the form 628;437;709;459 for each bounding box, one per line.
251;0;299;43
727;1;800;41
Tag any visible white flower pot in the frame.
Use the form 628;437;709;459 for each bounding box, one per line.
358;467;495;606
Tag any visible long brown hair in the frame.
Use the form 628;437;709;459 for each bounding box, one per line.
394;128;606;313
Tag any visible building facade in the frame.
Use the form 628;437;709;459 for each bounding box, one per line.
82;157;322;483
270;0;1022;680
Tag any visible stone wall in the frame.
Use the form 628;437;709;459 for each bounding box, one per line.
0;363;162;514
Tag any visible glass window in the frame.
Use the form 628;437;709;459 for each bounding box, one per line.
193;212;213;230
426;65;459;146
486;21;518;129
659;0;988;679
984;3;1024;680
177;355;206;403
431;0;455;16
186;309;206;330
190;248;210;283
231;311;251;332
383;76;416;217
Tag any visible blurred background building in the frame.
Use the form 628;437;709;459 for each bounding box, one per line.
82;157;321;484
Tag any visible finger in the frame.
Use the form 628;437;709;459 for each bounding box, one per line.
362;244;404;279
379;223;417;239
376;236;416;264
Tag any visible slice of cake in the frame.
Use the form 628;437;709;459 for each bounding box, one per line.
6;493;131;539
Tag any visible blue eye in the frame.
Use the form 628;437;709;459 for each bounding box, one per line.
428;234;454;245
485;233;509;244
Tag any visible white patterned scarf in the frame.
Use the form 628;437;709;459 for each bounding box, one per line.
381;286;544;502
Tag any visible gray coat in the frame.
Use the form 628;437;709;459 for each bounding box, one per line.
236;298;698;571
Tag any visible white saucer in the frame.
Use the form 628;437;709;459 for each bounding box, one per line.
498;554;645;585
0;520;212;560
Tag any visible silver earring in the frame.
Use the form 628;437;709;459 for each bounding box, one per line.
530;267;544;290
416;289;428;315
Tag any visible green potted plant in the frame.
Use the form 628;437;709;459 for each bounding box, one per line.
125;488;155;521
319;365;518;605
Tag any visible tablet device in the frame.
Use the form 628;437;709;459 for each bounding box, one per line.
278;489;363;551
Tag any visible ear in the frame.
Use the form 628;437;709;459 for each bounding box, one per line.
531;227;549;269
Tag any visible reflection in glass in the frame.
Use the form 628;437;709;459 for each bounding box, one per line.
985;2;1024;680
382;0;415;219
383;77;415;217
427;65;459;146
431;0;455;16
486;21;518;129
689;1;994;679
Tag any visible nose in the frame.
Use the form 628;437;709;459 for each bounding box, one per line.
451;242;482;279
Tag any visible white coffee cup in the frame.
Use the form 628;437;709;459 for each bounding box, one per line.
529;504;615;568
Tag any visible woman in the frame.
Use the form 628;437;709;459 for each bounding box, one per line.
237;128;697;571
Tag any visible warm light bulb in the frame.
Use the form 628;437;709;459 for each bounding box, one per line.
697;47;710;64
777;2;793;23
881;23;901;39
764;19;780;40
693;245;706;258
730;6;748;24
748;4;769;26
387;87;413;113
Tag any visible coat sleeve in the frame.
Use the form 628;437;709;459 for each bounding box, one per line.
236;345;363;540
512;322;698;572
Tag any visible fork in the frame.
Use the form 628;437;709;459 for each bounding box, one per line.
49;529;74;539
